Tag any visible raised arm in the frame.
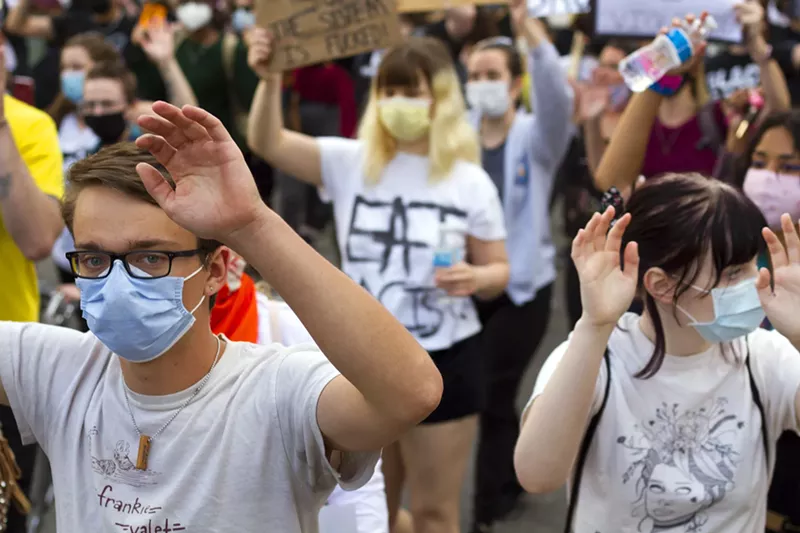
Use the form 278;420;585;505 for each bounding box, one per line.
758;215;800;430
595;15;707;191
737;1;790;113
593;90;661;192
246;28;322;186
136;102;443;453
515;207;638;492
4;0;54;39
138;24;198;108
0;92;64;261
512;1;573;168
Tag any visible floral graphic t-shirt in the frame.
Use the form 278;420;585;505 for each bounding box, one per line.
527;313;800;533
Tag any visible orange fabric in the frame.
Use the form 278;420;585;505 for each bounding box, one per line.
210;272;259;343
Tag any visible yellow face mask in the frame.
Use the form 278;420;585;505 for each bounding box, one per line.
378;97;431;142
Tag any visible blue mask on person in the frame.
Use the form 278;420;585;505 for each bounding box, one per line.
231;8;255;32
129;123;142;140
76;261;206;363
61;71;85;104
677;278;765;343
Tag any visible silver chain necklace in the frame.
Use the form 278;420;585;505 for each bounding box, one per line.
123;335;222;470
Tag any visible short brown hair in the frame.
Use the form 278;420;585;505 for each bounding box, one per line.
375;36;454;93
85;61;137;105
62;142;223;259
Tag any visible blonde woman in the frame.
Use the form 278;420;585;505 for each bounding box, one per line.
248;29;510;533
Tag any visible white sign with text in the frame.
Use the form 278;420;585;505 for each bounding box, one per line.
528;0;590;17
595;0;742;43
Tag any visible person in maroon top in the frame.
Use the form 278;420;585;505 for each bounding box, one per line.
595;1;790;193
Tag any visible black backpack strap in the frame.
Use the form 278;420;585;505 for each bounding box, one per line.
745;337;770;466
563;349;611;533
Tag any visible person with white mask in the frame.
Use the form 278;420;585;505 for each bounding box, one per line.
462;0;572;530
516;172;800;533
169;0;258;151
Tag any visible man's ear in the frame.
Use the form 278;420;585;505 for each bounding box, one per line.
642;267;676;305
205;246;229;298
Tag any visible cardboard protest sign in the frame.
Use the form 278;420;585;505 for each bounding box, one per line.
257;0;403;71
595;0;743;43
527;0;589;17
397;0;507;13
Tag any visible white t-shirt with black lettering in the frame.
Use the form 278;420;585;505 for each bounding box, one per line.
0;322;379;532
527;313;800;533
318;137;507;352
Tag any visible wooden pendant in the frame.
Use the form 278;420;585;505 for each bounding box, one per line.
136;435;151;470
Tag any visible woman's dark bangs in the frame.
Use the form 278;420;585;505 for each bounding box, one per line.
708;188;767;283
376;47;424;91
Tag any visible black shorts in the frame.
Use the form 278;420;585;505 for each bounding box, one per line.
421;333;485;424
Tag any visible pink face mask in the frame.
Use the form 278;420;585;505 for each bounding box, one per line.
743;168;800;228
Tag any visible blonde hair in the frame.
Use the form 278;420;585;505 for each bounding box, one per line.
358;37;480;184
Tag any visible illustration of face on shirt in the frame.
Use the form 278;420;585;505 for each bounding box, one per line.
528;314;800;533
617;399;742;533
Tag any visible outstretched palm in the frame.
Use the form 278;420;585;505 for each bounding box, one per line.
757;214;800;343
141;24;176;65
572;208;640;327
135;102;264;241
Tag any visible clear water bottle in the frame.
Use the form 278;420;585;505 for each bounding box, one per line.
433;226;463;305
618;16;717;93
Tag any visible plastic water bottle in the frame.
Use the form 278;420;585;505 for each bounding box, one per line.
618;16;718;93
433;226;463;305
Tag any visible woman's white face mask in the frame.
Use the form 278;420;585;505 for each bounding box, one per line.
465;80;510;118
176;2;213;31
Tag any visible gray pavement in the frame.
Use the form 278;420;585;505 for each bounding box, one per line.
33;208;573;533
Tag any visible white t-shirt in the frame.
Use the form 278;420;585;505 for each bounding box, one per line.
0;321;379;532
256;293;389;533
318;138;507;352
59;112;100;172
527;313;800;533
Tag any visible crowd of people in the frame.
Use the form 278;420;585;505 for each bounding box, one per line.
1;0;800;531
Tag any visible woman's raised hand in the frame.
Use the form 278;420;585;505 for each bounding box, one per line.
572;207;639;328
247;27;276;80
758;214;800;344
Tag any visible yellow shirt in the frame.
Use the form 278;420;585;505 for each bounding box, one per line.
0;95;64;322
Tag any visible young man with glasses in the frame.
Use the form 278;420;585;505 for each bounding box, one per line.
0;101;443;532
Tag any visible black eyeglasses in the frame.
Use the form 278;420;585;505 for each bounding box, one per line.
65;249;204;280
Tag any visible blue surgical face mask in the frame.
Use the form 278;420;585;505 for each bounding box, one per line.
76;261;206;363
128;122;142;140
677;278;765;343
61;70;85;105
231;8;255;32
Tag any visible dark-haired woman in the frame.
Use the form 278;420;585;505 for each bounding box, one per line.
515;172;800;532
738;110;800;229
463;0;572;529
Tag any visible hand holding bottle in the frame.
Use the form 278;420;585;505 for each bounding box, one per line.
619;13;712;92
